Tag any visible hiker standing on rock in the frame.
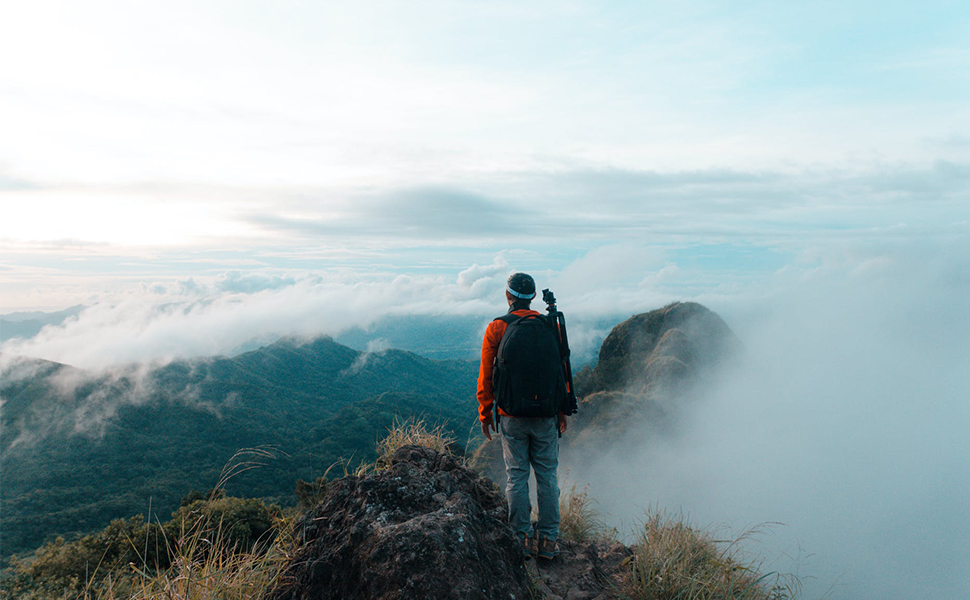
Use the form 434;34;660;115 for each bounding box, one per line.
477;272;574;561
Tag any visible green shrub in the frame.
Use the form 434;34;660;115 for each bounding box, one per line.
294;475;330;511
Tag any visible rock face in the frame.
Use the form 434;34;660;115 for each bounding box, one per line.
564;302;740;447
581;301;740;398
267;445;529;600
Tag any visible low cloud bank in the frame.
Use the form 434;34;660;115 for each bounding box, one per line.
571;244;970;600
0;250;673;370
1;263;498;370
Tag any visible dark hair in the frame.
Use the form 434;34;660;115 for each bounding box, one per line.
507;272;536;299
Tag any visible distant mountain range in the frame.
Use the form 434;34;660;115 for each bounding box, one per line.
0;308;616;364
0;305;85;344
0;337;477;558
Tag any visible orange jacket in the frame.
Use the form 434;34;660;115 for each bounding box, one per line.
477;308;542;422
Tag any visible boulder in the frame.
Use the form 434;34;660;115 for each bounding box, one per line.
267;445;529;600
582;301;740;397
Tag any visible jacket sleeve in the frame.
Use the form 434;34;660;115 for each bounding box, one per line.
477;319;507;422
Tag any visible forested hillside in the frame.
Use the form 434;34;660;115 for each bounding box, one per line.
0;337;478;559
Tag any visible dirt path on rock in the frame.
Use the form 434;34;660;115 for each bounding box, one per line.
526;539;633;600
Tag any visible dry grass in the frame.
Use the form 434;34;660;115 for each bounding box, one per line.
3;508;297;600
4;447;296;600
623;511;800;600
120;518;293;600
375;417;456;469
73;513;296;600
558;482;612;543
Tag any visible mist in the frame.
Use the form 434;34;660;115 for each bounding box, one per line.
569;246;970;599
0;252;671;371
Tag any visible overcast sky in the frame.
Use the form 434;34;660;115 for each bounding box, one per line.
1;0;967;314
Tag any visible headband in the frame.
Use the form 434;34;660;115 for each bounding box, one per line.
507;286;535;299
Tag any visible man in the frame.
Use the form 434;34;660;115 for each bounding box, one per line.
478;272;567;560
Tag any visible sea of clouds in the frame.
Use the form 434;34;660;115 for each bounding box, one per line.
0;250;678;371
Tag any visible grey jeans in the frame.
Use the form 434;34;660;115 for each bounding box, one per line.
499;416;560;541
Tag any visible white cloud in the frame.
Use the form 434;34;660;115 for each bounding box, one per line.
1;261;516;369
552;244;664;298
342;338;391;376
215;271;298;294
456;255;511;298
1;3;968;590
566;242;970;600
7;230;968;371
3;1;968;197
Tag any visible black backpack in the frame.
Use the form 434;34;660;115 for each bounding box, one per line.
492;313;567;418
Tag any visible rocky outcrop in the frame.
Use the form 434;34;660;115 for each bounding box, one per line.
267;445;529;600
580;301;740;398
564;302;740;447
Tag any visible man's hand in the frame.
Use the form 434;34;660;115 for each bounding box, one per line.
482;414;496;441
558;413;568;435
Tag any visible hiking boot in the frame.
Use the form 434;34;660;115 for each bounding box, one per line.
537;536;559;560
522;533;537;559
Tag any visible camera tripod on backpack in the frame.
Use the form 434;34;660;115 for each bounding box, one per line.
541;289;578;419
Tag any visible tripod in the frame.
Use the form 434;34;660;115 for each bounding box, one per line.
542;289;578;416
